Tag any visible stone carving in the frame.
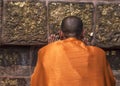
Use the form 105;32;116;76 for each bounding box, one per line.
95;3;120;48
0;46;31;76
0;77;30;86
48;2;94;44
2;1;47;45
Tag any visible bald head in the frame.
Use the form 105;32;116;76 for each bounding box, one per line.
61;16;83;38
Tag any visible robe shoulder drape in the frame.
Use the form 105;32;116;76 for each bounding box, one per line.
31;38;116;86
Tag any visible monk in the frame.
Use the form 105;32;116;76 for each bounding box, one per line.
31;16;116;86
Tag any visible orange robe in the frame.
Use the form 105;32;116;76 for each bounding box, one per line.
31;38;116;86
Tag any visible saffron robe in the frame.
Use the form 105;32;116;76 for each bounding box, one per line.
31;38;115;86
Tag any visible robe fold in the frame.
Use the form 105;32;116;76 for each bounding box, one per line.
31;38;116;86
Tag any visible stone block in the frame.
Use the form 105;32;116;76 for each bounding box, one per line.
0;46;31;76
0;0;2;24
0;0;2;42
2;1;47;45
48;2;94;44
95;3;120;48
0;77;30;86
30;45;45;74
105;49;120;85
105;50;120;70
112;70;120;86
30;46;42;66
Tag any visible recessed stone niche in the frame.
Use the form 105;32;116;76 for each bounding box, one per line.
2;1;47;45
106;50;120;70
0;46;31;76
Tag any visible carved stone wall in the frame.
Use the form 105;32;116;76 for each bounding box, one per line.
0;45;43;86
105;49;120;86
0;0;120;86
0;0;2;43
95;3;120;48
48;2;94;43
2;1;47;45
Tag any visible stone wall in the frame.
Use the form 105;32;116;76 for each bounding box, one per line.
0;0;120;86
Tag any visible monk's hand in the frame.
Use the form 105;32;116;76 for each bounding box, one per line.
48;34;60;43
48;30;64;43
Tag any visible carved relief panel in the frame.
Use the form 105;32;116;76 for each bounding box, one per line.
0;77;30;86
48;2;94;44
0;46;31;76
95;3;120;48
2;1;47;45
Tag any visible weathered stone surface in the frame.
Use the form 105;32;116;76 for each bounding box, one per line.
105;50;120;86
0;46;31;76
95;3;120;48
30;45;46;74
48;2;94;44
113;70;120;80
0;0;2;43
2;1;47;45
30;46;43;66
0;77;30;86
113;70;120;86
0;0;2;24
107;0;120;2
106;50;120;70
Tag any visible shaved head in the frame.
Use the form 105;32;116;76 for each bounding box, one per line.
61;16;83;38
